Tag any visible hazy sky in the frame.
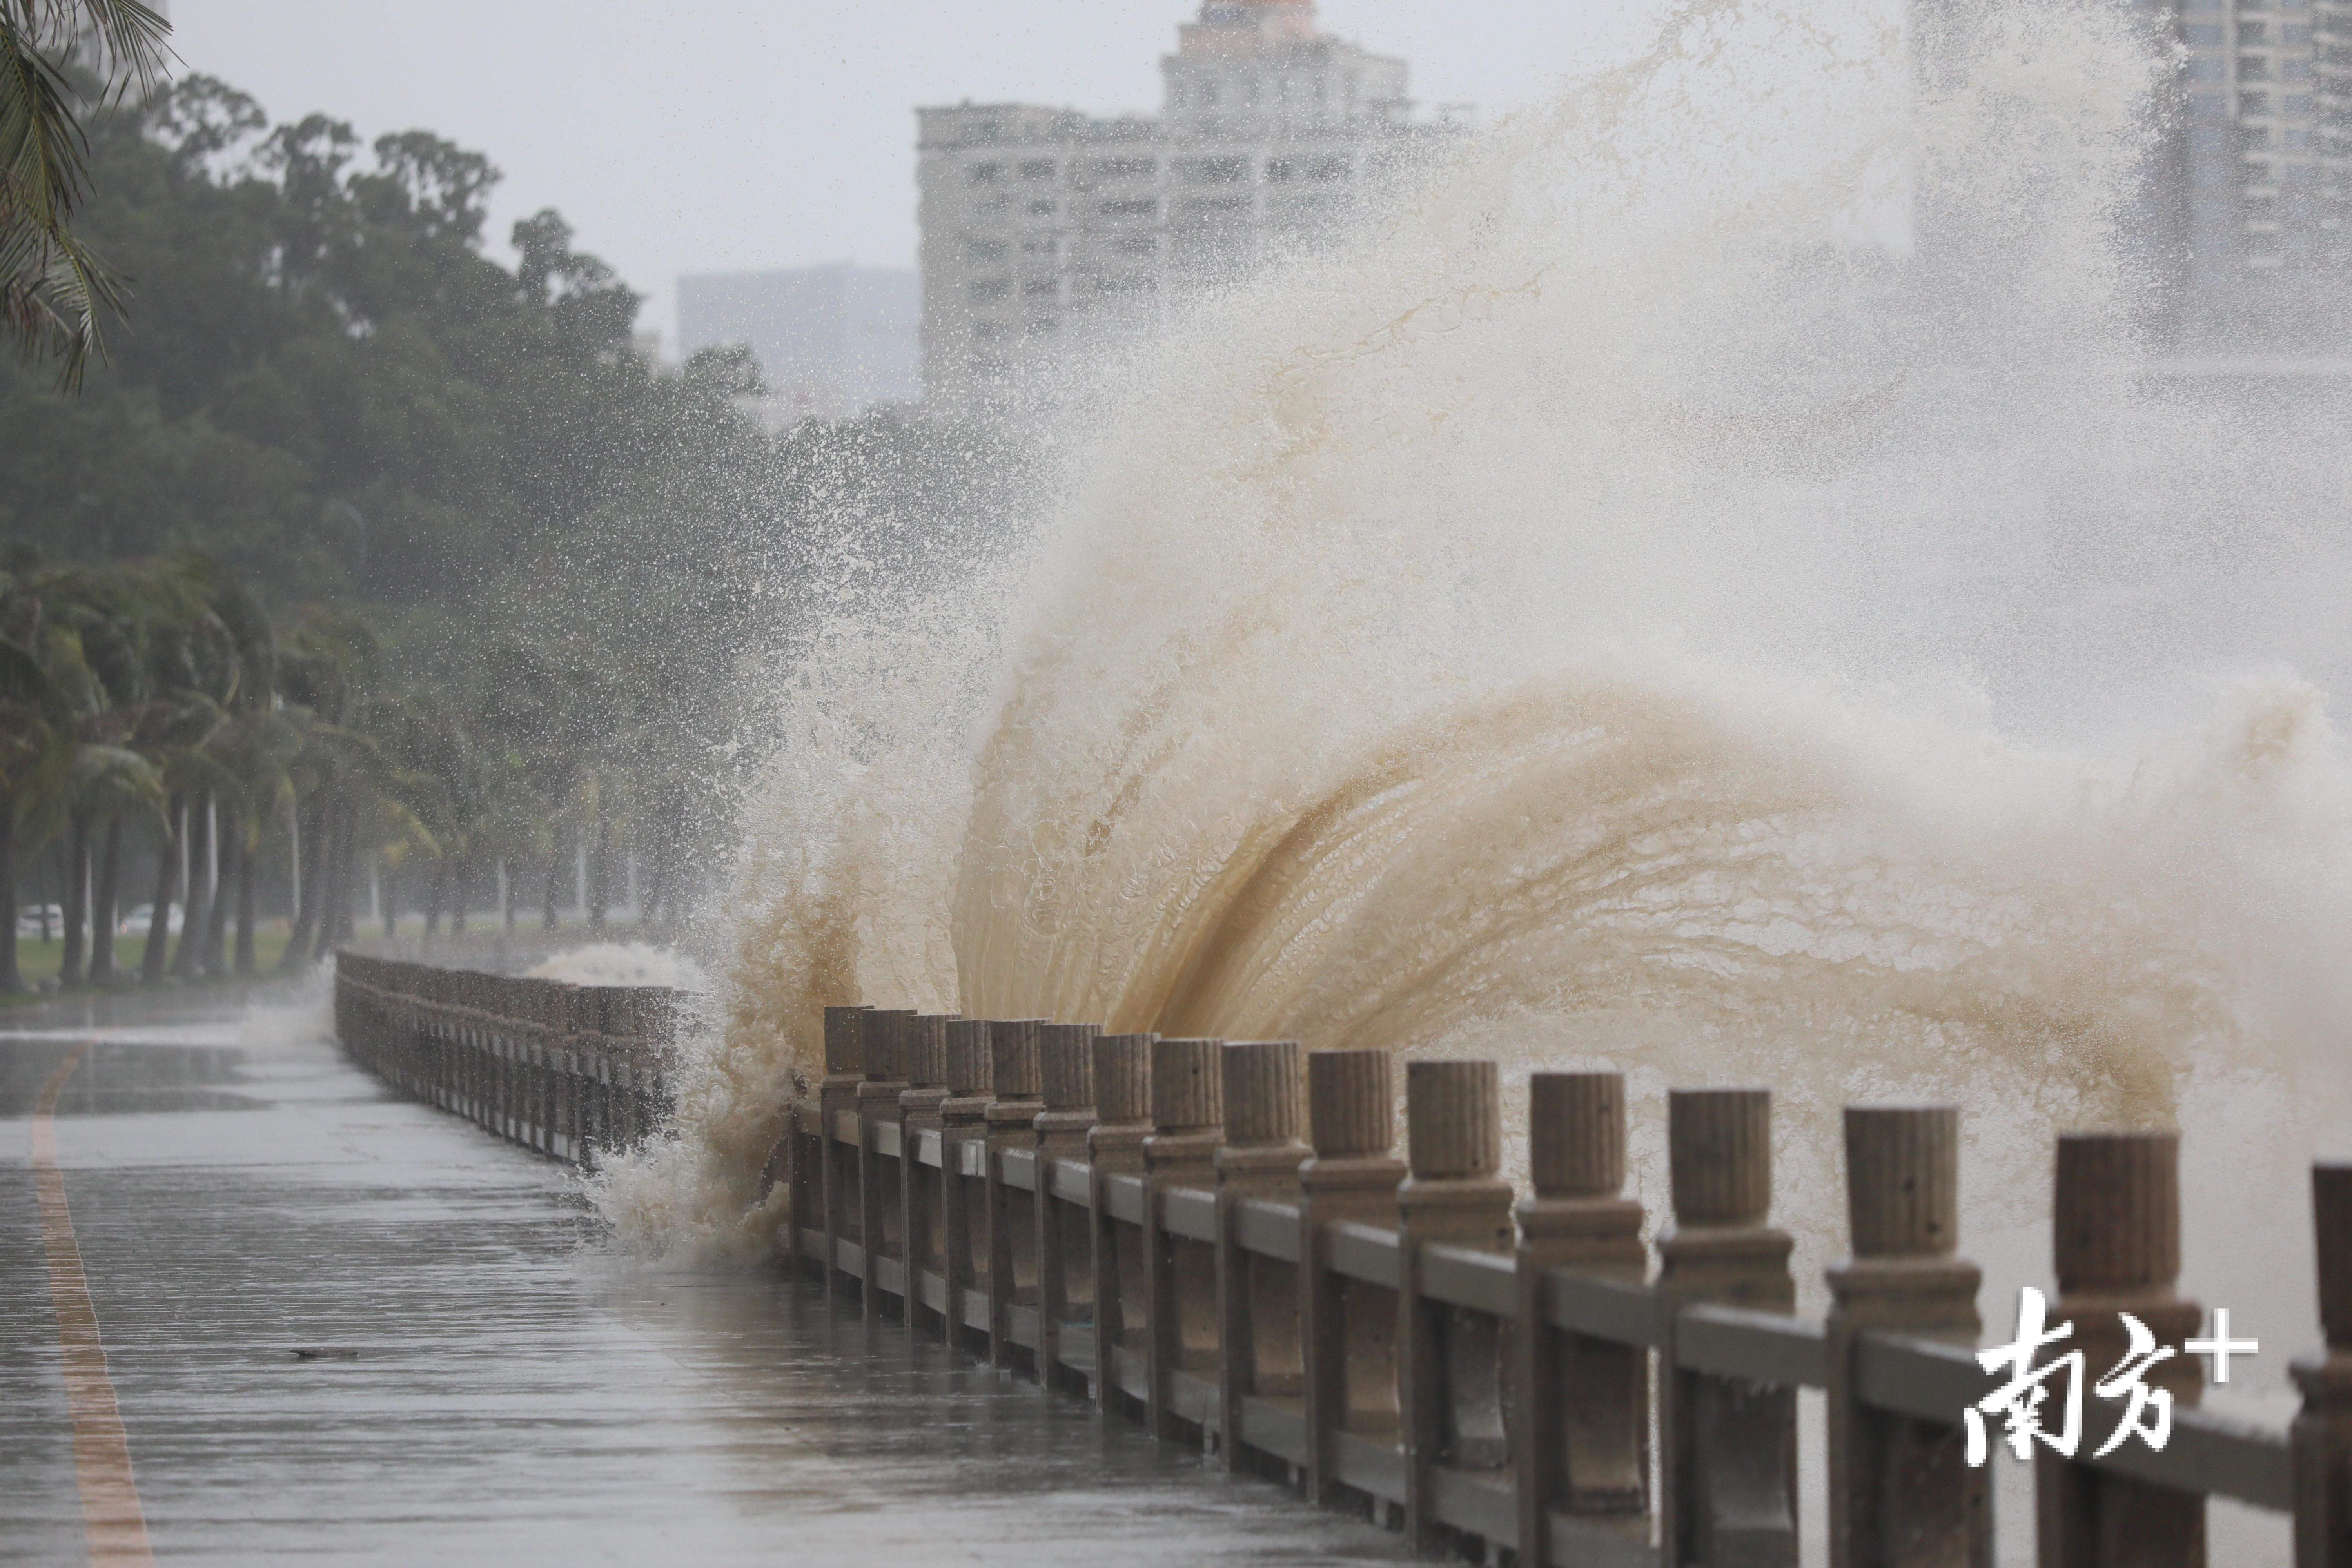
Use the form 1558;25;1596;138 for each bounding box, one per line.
169;2;1665;352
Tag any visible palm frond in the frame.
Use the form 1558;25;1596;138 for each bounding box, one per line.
0;1;174;388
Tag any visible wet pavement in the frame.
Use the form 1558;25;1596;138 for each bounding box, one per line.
2;989;1413;1567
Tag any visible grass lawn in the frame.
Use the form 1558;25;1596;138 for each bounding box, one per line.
7;925;299;1001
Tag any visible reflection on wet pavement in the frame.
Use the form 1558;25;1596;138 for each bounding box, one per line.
0;1038;256;1118
2;991;1412;1567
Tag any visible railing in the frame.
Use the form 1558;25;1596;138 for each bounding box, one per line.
333;953;679;1165
777;1011;2352;1568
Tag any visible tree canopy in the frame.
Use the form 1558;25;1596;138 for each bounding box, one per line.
0;70;1036;986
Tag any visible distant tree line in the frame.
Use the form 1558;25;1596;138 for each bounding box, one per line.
0;550;723;991
0;71;1035;993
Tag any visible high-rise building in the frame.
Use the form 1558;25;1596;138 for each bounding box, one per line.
676;263;921;422
916;0;1457;416
2173;0;2337;321
1912;0;2351;343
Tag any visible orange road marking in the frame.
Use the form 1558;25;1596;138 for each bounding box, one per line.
31;1039;158;1568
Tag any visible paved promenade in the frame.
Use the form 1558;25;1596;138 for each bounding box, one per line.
1;989;1409;1566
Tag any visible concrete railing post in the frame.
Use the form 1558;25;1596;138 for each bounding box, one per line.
645;988;678;1128
467;977;486;1122
1301;1047;1406;1511
1659;1087;1798;1568
1089;1033;1156;1427
1516;1071;1650;1567
517;981;542;1145
1145;1037;1225;1444
602;990;630;1157
819;1005;867;1300
576;985;605;1161
1216;1040;1308;1476
506;979;528;1146
899;1013;956;1344
483;976;504;1135
543;982;570;1152
562;987;601;1166
1398;1059;1515;1552
507;979;533;1147
474;975;496;1135
604;988;633;1151
548;984;576;1154
486;976;506;1131
2295;1163;2352;1568
1827;1106;1986;1568
1035;1022;1101;1396
481;980;500;1130
858;1008;915;1326
2039;1132;2204;1568
546;984;569;1154
939;1018;995;1355
517;983;536;1148
985;1020;1047;1370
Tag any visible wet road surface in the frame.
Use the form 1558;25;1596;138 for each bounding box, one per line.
2;988;1413;1567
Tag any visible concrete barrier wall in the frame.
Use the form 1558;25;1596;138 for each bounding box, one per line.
332;973;2352;1568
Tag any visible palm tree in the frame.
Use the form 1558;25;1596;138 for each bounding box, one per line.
2;0;172;389
274;607;380;972
34;560;182;986
0;557;73;991
56;738;155;983
204;702;298;975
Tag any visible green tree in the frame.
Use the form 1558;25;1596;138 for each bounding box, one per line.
0;551;73;989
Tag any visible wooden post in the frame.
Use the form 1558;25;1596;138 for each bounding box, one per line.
1516;1071;1649;1568
1659;1087;1797;1568
2039;1132;2204;1568
1035;1022;1100;1397
940;1018;995;1355
1145;1037;1225;1444
818;1005;866;1301
1827;1105;1987;1568
986;1019;1046;1371
1301;1046;1405;1510
1398;1059;1515;1553
2295;1163;2352;1568
858;1008;915;1326
1090;1032;1156;1428
899;1013;956;1343
1216;1040;1308;1475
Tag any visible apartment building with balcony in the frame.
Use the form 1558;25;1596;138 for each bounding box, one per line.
916;0;1454;416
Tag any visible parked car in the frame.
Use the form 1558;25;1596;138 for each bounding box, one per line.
15;904;62;940
118;904;183;937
